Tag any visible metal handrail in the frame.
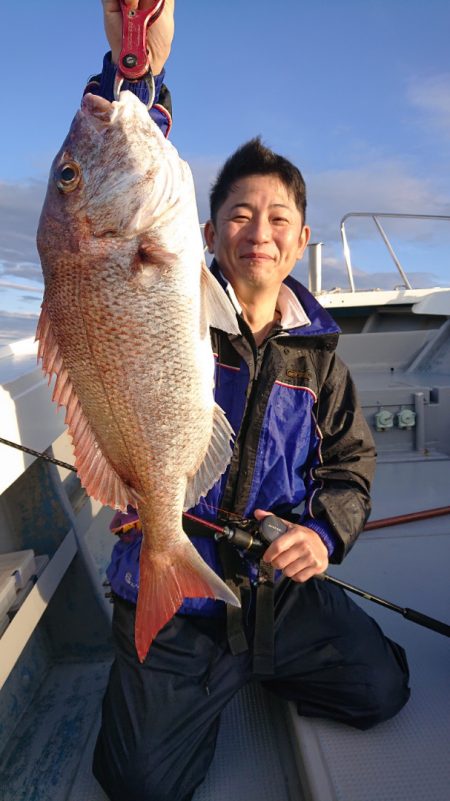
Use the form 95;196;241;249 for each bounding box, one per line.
340;212;450;293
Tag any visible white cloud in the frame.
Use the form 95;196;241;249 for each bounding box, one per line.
307;159;450;244
0;180;46;275
292;259;447;292
407;73;450;137
0;263;43;283
0;280;42;293
187;156;222;223
0;310;39;347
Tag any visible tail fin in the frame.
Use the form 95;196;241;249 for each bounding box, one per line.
135;540;240;663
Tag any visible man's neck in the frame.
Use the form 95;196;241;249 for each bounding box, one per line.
238;292;281;346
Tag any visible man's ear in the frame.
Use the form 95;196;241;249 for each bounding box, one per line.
204;220;215;254
297;224;311;260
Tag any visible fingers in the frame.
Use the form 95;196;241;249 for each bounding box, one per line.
102;1;123;60
103;0;175;71
262;525;329;583
102;0;136;9
102;1;122;11
281;558;324;583
145;0;175;74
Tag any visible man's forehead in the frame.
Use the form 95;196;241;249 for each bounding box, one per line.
223;174;297;208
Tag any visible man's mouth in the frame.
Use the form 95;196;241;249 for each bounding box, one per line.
240;252;273;261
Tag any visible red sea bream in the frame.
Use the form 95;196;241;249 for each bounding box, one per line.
36;90;240;661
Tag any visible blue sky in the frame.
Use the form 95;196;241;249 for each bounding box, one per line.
1;0;450;342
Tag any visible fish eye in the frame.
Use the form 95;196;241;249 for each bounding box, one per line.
56;161;81;192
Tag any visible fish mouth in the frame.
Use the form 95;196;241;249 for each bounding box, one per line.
81;93;117;129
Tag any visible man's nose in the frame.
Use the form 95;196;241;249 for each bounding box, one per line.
246;216;271;243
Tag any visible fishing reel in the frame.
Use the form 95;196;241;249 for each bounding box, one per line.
216;514;288;559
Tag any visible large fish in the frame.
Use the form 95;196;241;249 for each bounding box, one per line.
36;90;240;662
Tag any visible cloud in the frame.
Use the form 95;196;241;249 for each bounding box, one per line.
407;73;450;138
292;258;447;292
187;156;221;223
1;262;43;283
0;280;42;293
0;180;46;275
307;159;450;244
0;310;38;347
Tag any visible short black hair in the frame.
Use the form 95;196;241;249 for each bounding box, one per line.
209;137;307;224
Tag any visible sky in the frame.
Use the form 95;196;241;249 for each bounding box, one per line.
1;0;450;344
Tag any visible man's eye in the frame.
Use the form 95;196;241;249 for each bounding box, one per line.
232;215;250;222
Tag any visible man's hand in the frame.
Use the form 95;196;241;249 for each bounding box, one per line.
102;0;175;73
254;509;329;583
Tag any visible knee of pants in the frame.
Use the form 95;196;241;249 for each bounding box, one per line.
93;742;186;801
351;644;411;731
119;776;185;801
94;761;188;801
94;726;204;801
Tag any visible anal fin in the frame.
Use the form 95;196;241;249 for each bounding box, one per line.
36;302;141;511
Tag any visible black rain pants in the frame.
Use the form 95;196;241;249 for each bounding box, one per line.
93;577;410;801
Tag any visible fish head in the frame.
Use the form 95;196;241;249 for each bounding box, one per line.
37;91;199;283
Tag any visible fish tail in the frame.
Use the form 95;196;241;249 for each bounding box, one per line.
135;540;240;663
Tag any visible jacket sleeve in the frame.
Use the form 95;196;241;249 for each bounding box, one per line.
83;51;172;137
302;352;376;564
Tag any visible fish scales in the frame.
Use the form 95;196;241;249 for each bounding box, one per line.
36;91;240;661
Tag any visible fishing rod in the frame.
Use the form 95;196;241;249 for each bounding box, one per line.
0;437;76;472
1;435;449;637
242;514;450;639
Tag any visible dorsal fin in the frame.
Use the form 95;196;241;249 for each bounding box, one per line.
36;302;141;511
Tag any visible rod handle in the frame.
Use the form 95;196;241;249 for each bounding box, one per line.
403;608;450;637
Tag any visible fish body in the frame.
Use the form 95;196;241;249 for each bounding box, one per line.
36;91;240;661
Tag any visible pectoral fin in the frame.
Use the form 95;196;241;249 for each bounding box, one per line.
184;402;234;510
201;262;240;335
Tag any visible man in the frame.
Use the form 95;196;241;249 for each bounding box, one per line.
91;3;410;800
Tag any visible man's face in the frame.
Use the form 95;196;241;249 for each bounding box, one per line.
204;174;310;297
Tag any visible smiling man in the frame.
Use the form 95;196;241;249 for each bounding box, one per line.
91;4;411;801
205;172;310;344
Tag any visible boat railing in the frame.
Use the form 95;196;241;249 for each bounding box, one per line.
339;212;450;293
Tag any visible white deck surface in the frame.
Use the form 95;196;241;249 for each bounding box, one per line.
287;519;450;801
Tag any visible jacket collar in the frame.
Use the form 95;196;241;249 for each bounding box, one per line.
210;259;340;337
